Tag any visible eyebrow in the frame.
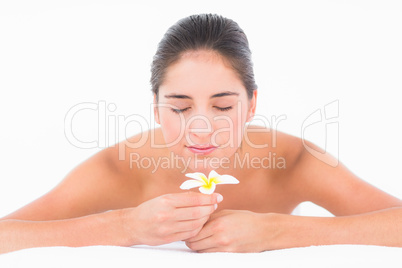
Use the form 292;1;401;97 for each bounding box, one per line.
164;94;192;99
211;91;239;98
164;91;239;99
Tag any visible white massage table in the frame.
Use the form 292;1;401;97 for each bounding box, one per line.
1;241;401;268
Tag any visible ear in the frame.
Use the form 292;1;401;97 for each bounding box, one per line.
246;90;257;122
153;94;160;124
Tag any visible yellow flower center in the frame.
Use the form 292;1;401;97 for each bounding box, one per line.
202;176;220;189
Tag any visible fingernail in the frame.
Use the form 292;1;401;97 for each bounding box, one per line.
214;204;218;210
216;194;223;203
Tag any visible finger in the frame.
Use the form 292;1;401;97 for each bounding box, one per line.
197;247;222;253
185;234;215;251
170;225;204;242
185;221;214;243
174;204;216;221
174;215;210;232
169;192;223;207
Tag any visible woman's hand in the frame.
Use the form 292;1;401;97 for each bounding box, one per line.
122;192;223;246
185;209;279;253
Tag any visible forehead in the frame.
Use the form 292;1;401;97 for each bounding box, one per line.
159;50;246;98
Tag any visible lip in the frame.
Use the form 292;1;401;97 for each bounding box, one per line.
186;145;218;155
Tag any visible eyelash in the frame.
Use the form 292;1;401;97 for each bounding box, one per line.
171;107;190;114
216;106;233;112
170;106;233;114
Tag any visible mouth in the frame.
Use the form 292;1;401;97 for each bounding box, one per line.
186;145;218;155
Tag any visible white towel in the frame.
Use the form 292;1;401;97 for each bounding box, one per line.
1;241;401;268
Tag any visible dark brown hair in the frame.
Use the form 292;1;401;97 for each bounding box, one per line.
150;14;257;100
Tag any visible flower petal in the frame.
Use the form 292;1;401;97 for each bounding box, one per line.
208;170;220;180
215;174;239;185
199;182;216;194
180;179;205;190
185;172;208;183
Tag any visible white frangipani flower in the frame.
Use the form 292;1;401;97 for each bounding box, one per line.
180;170;239;194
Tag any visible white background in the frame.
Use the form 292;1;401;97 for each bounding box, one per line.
0;0;401;217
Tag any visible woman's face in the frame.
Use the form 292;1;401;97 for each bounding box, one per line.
155;50;256;173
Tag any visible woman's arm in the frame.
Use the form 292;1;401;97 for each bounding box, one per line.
287;140;402;216
0;138;222;254
1;146;140;222
0;209;129;254
185;207;402;252
0;192;222;254
187;137;402;252
0;146;134;254
270;207;402;250
271;139;402;249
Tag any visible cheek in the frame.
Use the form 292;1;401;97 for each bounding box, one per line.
159;112;185;145
212;110;246;149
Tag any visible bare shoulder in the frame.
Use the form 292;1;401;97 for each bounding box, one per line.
1;129;160;221
113;128;167;170
243;125;304;169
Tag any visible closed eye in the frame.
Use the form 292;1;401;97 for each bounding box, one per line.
215;106;233;112
171;107;191;114
171;106;232;113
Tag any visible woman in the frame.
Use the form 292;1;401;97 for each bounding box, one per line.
0;13;401;254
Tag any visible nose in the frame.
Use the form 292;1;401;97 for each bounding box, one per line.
187;114;214;142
